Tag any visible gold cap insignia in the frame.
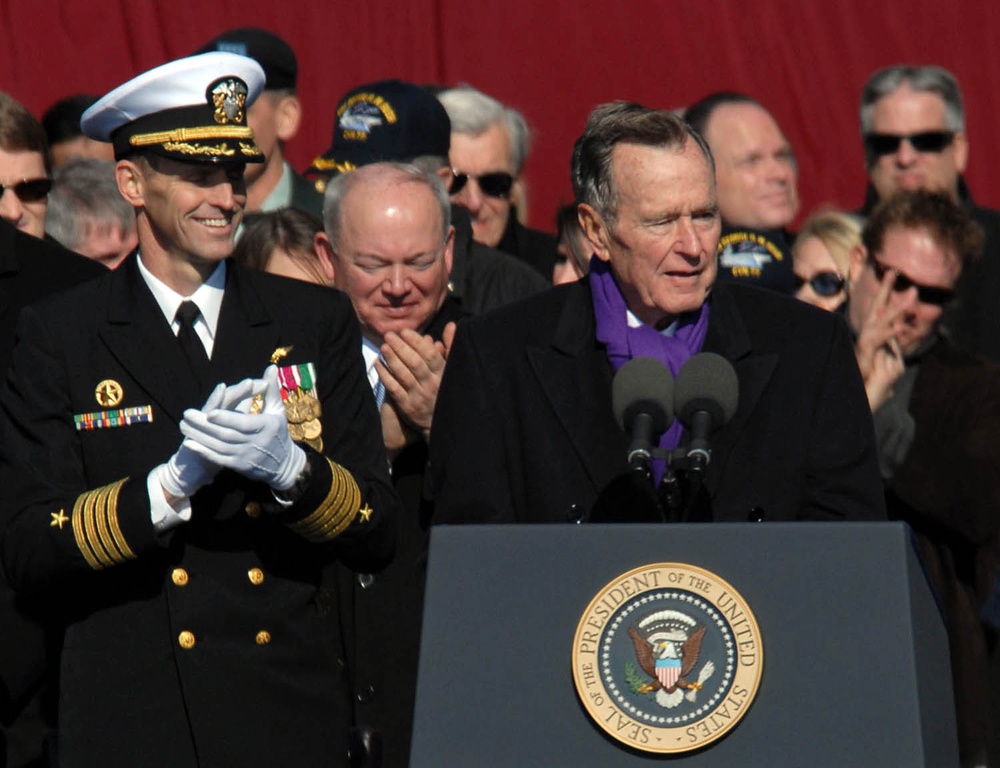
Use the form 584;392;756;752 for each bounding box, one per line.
209;77;248;125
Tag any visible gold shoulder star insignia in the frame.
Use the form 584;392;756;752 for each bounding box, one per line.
270;346;294;365
357;504;373;523
50;509;69;529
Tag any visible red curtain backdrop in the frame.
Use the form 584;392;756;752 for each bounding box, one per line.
4;0;1000;232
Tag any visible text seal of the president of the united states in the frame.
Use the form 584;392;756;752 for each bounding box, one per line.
572;563;763;754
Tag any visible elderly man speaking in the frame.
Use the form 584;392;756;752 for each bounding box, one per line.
430;102;885;526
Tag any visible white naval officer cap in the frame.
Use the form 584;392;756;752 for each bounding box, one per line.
81;51;266;165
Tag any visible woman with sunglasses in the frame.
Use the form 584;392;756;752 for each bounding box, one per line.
791;209;861;312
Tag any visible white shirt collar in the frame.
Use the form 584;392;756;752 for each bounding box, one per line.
136;253;227;356
361;336;381;394
626;308;678;337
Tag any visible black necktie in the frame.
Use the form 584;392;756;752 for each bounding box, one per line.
175;301;210;385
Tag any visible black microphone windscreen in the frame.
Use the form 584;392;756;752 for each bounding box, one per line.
674;353;739;427
611;357;675;433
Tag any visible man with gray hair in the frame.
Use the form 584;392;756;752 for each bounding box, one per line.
45;158;136;269
858;64;1000;363
431;101;884;527
437;84;558;279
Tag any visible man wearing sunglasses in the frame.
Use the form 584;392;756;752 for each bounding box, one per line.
0;93;52;241
437;85;558;280
846;188;1000;768
859;65;1000;365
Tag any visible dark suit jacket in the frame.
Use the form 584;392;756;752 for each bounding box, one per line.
0;255;397;768
496;207;558;280
0;222;106;375
449;206;548;316
886;337;1000;761
431;279;885;524
0;221;105;766
341;297;467;768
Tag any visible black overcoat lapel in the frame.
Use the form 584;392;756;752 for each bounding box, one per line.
526;283;626;495
700;285;778;499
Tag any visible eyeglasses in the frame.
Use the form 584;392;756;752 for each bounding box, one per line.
0;177;52;203
863;131;955;158
450;169;514;199
870;260;955;306
794;271;845;297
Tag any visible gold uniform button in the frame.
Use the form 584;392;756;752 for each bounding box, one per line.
245;501;263;519
255;630;271;646
178;631;196;649
171;568;189;586
247;568;264;585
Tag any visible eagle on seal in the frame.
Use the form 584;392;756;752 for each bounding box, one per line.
628;623;714;708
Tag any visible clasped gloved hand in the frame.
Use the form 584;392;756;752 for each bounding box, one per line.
155;379;257;499
179;365;307;492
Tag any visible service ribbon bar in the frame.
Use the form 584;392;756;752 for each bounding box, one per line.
74;406;154;431
277;362;318;398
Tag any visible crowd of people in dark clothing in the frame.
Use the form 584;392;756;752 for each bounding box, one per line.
0;25;998;768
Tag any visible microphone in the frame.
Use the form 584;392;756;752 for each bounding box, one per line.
611;357;675;480
674;353;739;474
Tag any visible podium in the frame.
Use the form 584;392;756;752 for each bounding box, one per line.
410;522;957;767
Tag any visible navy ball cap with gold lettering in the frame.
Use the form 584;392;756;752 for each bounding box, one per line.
308;79;450;178
81;52;265;165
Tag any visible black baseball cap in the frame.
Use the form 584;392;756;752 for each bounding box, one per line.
196;27;297;91
308;79;451;178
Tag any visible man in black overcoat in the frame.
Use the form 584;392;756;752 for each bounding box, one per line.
431;103;886;525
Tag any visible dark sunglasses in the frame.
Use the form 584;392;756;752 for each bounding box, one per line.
0;177;52;203
794;271;845;297
450;169;514;199
863;131;955;158
871;261;955;306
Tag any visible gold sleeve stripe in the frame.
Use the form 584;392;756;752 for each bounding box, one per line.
71;492;103;570
70;479;134;570
129;125;255;147
287;459;362;542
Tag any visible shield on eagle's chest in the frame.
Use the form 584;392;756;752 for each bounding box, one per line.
655;657;681;689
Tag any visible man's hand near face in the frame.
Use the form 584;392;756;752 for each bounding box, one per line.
854;271;906;410
375;323;457;454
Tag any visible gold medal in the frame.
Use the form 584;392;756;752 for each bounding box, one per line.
287;422;305;441
299;393;322;420
284;394;308;424
302;418;322;440
305;437;323;452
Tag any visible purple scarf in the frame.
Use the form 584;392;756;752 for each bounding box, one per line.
589;257;710;480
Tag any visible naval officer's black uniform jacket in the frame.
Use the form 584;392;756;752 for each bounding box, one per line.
0;254;398;767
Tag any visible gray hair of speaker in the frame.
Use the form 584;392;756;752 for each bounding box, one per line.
860;65;965;134
571;101;715;227
322;161;452;252
45;158;135;249
437;85;530;175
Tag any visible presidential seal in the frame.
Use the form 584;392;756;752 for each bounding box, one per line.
572;563;762;754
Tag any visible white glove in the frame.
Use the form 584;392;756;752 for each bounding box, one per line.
155;381;243;499
179;365;307;492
